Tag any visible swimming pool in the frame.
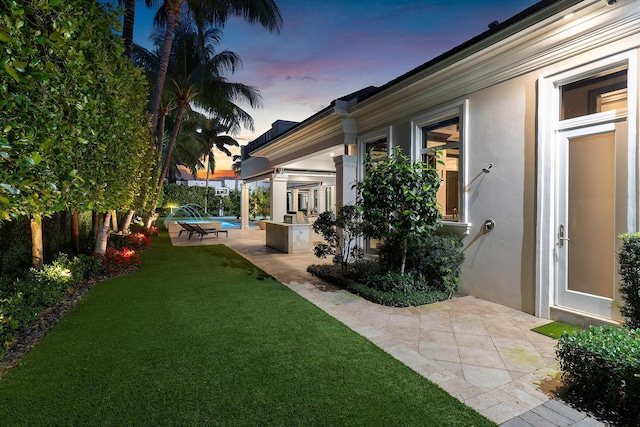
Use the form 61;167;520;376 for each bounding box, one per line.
166;218;257;229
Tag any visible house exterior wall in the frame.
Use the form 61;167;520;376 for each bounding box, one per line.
349;0;640;316
242;0;640;320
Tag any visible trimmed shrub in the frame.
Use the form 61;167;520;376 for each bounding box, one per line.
378;233;464;297
307;262;450;307
126;232;152;250
129;223;159;237
618;233;640;329
557;325;640;421
0;253;91;357
101;248;141;274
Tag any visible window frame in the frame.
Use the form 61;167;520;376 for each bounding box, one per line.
411;100;470;230
358;127;392;181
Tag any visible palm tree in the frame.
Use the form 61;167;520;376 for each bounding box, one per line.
134;21;262;216
119;0;156;58
178;115;239;211
180;115;239;177
148;0;283;141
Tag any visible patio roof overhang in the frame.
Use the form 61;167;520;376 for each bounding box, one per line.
242;100;357;186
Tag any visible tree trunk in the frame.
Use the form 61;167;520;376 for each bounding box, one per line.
30;214;44;270
94;211;112;255
71;210;80;253
400;237;408;275
204;152;211;213
149;3;181;137
110;210;118;232
156;110;167;152
150;103;187;216
120;209;135;234
143;211;154;229
92;210;100;243
122;0;136;58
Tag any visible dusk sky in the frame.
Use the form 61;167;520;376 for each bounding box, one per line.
118;0;542;176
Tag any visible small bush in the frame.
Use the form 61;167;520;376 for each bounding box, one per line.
378;233;464;296
100;248;141;274
307;262;450;307
130;223;158;237
618;233;640;329
312;205;363;270
69;254;107;280
557;325;640;421
125;232;152;250
1;253;81;357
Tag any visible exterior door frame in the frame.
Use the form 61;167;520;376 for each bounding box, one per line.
535;50;638;319
556;122;625;318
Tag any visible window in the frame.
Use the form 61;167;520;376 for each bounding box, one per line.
415;105;465;222
560;68;627;120
364;137;388;162
359;132;390;254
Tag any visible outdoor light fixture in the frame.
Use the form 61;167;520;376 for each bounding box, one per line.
482;163;493;173
483;219;496;234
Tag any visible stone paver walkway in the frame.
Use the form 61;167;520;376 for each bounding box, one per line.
169;224;605;426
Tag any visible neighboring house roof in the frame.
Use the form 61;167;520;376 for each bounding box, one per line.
246;0;577;157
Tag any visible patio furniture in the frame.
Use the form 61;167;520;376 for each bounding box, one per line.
178;222;228;240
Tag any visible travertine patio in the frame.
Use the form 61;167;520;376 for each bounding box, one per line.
170;224;604;426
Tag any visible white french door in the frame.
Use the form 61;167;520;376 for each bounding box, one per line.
555;121;626;319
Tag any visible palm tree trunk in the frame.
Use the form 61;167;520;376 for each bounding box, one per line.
122;0;136;58
204;152;211;213
150;2;181;137
157;112;167;152
150;103;187;217
30;213;44;269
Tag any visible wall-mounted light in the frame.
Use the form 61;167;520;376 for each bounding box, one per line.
483;219;496;234
482;163;493;173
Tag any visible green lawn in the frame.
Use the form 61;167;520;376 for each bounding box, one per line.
0;230;494;426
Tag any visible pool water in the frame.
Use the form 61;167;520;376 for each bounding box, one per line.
172;218;257;229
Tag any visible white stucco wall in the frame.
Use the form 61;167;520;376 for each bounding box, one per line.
458;76;537;313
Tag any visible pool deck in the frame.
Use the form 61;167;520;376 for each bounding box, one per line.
169;225;605;426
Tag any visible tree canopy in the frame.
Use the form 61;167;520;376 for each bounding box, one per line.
356;146;442;274
0;0;158;261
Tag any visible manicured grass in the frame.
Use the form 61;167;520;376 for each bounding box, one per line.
532;321;584;339
0;230;494;426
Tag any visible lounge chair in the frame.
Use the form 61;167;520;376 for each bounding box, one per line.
179;223;228;240
177;222;199;239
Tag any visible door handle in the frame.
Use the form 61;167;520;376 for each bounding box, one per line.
559;224;570;246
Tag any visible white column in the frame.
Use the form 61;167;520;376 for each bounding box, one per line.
270;173;288;223
333;155;358;206
292;188;299;212
317;186;326;214
240;182;250;229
